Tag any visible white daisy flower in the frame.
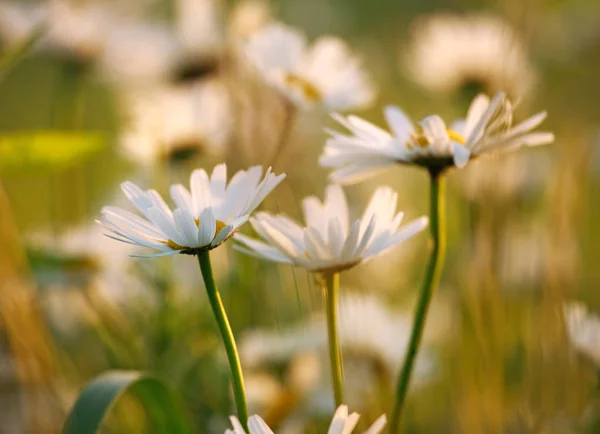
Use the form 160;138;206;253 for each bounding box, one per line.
241;293;440;377
0;1;46;48
0;0;110;61
229;0;272;39
234;184;428;272
243;22;375;111
175;0;224;60
239;294;442;418
25;221;150;332
98;18;180;86
226;404;386;434
457;153;552;203
404;12;534;98
99;0;224;87
98;164;285;258
563;302;600;365
119;79;232;163
26;223;134;275
320;91;554;183
45;0;111;60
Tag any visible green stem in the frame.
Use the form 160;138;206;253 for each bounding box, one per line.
268;100;296;168
322;272;344;406
197;251;248;430
390;169;447;433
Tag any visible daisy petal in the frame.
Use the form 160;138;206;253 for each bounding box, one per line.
384;105;414;141
452;143;471;168
211;224;233;246
130;250;182;258
198;207;217;246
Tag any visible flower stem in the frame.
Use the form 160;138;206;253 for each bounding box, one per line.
390;169;447;433
197;251;248;430
322;271;344;406
268;99;296;168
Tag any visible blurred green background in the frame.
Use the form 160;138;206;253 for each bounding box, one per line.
1;0;600;432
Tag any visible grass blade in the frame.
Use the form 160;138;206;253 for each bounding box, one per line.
62;370;192;434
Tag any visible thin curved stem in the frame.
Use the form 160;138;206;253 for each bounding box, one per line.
267;100;296;168
197;251;248;430
322;271;344;406
390;170;447;433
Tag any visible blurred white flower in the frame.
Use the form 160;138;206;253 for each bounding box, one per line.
226;404;386;434
243;22;375;111
0;0;111;61
229;0;272;39
564;302;600;365
27;223;134;274
26;222;148;332
234;184;428;272
457;152;552;203
241;293;438;382
404;13;534;98
100;0;224;86
338;295;418;369
41;287;97;335
244;372;284;414
241;327;321;368
0;0;226;83
46;0;111;60
320;92;554;183
497;223;547;288
176;0;224;59
120;79;232;163
99;18;180;85
0;1;46;47
98;164;285;257
242;353;322;423
239;294;444;418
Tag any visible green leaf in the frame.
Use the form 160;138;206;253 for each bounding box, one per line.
0;131;106;171
62;371;193;434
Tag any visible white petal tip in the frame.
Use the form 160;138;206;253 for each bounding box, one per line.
453;144;471;168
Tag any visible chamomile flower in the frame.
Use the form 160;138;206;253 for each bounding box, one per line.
234;184;428;272
404;12;534;98
243;22;375;110
563;302;600;365
0;1;46;47
457;153;552;203
175;0;224;60
226;405;386;434
320;92;554;183
98;18;180;86
98;164;285;257
119;79;232;163
241;293;440;379
229;0;272;39
99;3;221;87
46;0;111;61
0;0;110;62
26;223;136;288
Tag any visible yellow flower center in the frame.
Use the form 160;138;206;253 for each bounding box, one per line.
447;130;466;144
214;220;227;235
283;73;322;102
165;219;228;250
167;239;184;250
406;128;466;149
